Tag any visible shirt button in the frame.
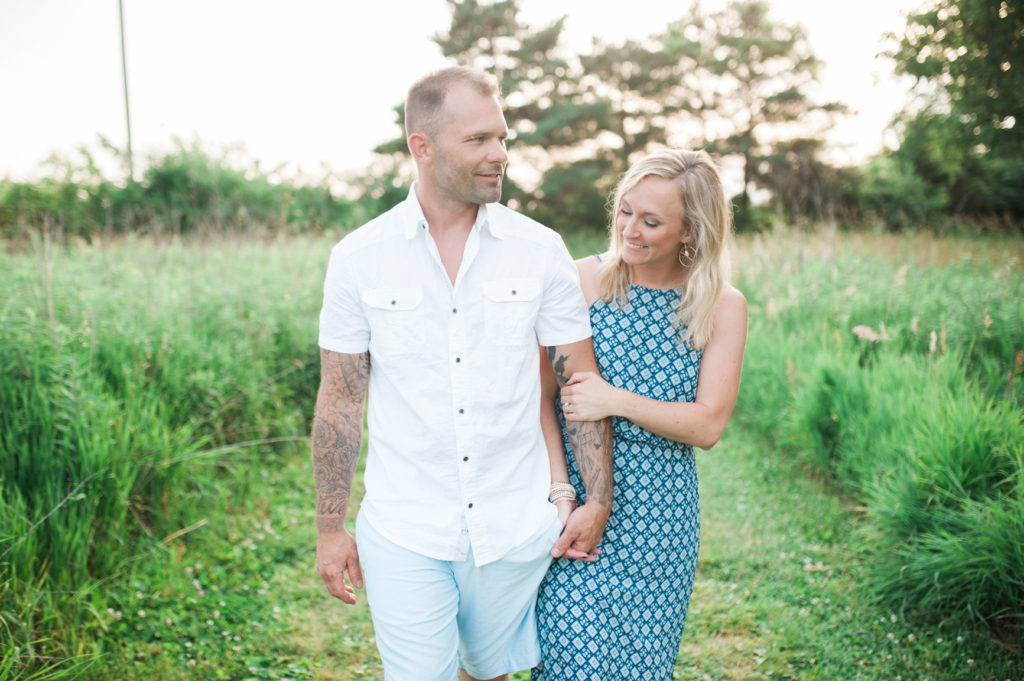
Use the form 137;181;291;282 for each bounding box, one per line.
455;357;461;363
511;289;517;295
468;503;473;509
452;308;457;314
463;456;469;462
458;408;465;414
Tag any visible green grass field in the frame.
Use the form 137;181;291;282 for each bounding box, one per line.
2;228;1022;680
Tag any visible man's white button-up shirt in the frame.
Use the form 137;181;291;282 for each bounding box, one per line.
318;186;592;566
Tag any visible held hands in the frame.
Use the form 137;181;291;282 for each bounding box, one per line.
560;371;618;422
554;498;575;528
316;530;363;605
550;502;610;562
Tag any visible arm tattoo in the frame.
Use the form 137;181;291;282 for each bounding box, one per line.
546;346;569;385
564;419;613;508
546;345;613;509
312;350;369;533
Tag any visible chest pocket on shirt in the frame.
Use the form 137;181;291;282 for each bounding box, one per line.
362;287;425;356
482;278;541;346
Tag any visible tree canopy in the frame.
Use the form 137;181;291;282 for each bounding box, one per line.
375;0;845;231
887;0;1022;154
367;0;1021;232
884;0;1024;221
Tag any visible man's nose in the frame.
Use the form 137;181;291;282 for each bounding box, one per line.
488;139;508;164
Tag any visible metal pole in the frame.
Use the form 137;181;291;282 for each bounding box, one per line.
118;0;134;182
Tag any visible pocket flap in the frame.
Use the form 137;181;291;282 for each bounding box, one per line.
362;287;423;311
482;278;541;302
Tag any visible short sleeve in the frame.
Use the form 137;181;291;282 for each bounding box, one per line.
318;242;370;353
534;234;592;347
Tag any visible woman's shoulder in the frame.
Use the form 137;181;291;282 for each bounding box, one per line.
574;253;604;276
719;283;747;307
713;284;748;328
574;253;608;306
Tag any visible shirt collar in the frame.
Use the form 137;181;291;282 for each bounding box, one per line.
402;183;504;240
402;185;428;240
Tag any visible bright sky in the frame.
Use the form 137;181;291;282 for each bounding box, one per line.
0;0;921;183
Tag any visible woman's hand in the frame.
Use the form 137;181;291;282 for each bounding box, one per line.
559;371;619;422
554;498;576;527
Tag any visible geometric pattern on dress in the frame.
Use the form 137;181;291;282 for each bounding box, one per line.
534;285;704;681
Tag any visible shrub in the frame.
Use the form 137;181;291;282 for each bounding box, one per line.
733;230;1024;629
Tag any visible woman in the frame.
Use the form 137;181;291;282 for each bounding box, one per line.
534;148;748;680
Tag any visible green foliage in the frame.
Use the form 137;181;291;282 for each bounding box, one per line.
886;108;1024;224
377;0;849;233
0;236;324;675
0;142;373;242
523;160;611;232
858;154;947;230
886;0;1023;156
753;138;863;227
735;230;1024;630
883;0;1024;223
579;26;703;163
865;396;1024;622
679;430;1023;680
3;230;1022;678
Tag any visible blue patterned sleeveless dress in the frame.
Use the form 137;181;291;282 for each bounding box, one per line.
533;280;703;681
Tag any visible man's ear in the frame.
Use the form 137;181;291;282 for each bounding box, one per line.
408;133;432;164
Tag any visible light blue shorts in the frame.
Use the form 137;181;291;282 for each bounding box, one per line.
355;510;562;681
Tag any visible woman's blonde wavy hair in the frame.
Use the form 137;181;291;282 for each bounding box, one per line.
597;148;733;349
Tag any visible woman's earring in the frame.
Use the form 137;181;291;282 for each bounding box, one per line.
678;245;694;267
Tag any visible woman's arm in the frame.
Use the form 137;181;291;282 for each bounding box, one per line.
539;346;575;526
561;286;748;450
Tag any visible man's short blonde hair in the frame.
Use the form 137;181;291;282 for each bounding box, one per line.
405;66;501;140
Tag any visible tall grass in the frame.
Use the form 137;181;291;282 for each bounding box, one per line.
734;228;1024;633
0;233;330;676
3;226;1022;678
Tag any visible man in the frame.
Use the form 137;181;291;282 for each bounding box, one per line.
312;66;612;681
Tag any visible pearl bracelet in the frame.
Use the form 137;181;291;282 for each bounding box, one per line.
549;482;577;503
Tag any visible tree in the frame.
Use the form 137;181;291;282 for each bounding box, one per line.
682;1;846;230
435;0;621;227
883;0;1024;223
580;28;707;165
886;0;1023;155
753;137;861;226
890;107;1024;222
374;0;607;219
558;18;710;226
371;0;847;231
858;154;948;230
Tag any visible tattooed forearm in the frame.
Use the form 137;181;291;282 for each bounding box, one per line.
565;418;613;508
312;350;369;534
548;342;613;510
